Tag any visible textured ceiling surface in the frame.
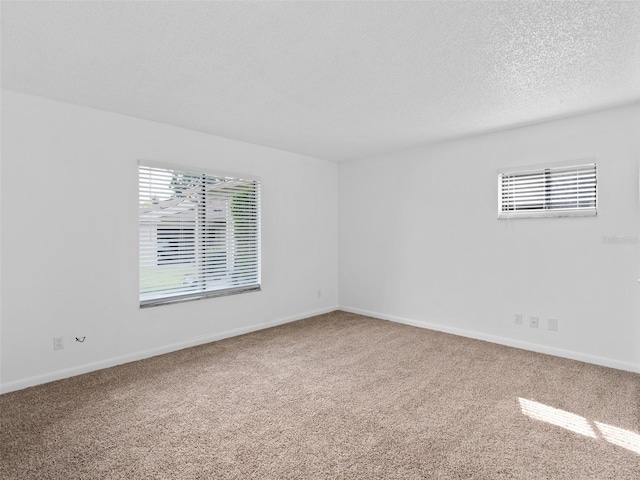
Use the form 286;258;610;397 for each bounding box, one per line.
2;1;639;162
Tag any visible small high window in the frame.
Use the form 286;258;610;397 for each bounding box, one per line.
498;162;597;219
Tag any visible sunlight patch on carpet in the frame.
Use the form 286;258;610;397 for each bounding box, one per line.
594;422;640;455
519;397;640;455
518;397;596;438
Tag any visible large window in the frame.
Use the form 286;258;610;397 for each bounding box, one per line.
498;162;597;219
139;162;260;307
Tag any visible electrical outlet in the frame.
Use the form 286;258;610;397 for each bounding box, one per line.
514;313;523;325
548;318;558;331
53;336;64;351
529;317;539;329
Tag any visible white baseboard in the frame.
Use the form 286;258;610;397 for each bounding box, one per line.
339;305;640;374
0;306;339;394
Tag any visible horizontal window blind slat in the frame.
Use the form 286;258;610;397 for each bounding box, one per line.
501;179;596;191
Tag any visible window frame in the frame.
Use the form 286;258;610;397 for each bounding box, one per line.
497;159;598;219
139;160;261;308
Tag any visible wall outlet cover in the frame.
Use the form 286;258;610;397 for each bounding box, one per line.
53;336;64;350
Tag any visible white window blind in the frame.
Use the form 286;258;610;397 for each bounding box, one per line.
139;162;260;307
498;163;597;219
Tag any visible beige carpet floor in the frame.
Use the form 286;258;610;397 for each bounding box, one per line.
1;311;639;479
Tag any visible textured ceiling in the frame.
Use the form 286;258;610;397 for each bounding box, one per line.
2;1;639;162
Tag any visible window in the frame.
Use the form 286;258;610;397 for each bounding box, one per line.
139;162;260;307
498;162;597;219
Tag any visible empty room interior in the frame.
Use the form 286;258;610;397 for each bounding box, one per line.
1;1;639;479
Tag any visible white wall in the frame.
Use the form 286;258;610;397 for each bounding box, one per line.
0;90;339;392
2;92;638;393
340;104;640;372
